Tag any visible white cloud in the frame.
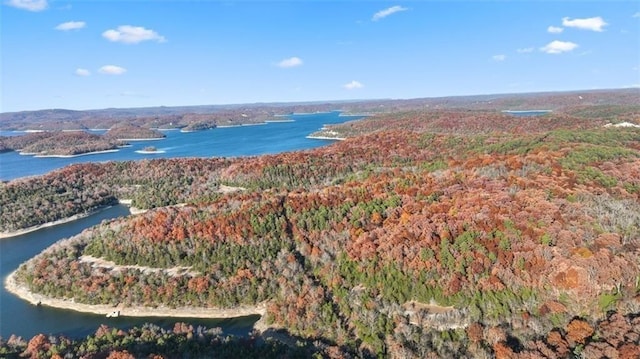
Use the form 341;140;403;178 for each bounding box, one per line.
343;80;364;90
547;26;564;33
55;21;86;31
102;25;165;44
516;47;534;53
5;0;47;11
98;65;127;75
75;68;90;76
492;54;506;61
540;40;579;54
277;57;303;68
372;5;408;21
562;16;607;32
633;12;640;18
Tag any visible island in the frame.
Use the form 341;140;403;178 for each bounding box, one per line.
180;121;217;132
135;146;164;154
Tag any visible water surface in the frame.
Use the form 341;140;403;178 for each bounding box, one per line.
1;112;362;181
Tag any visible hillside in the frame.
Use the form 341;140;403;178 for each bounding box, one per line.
0;131;121;157
2;96;639;357
104;125;166;140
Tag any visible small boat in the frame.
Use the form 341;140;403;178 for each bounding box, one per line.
106;310;120;318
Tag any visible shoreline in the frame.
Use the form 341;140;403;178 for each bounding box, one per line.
118;199;147;214
0;207;112;239
4;270;267;320
306;135;346;141
339;112;372;117
32;149;120;158
241;122;267;127
264;119;295;123
115;137;164;141
180;129;213;133
216;123;267;128
135;150;166;154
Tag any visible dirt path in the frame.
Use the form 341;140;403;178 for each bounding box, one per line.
79;255;200;277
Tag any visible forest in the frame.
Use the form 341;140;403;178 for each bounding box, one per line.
0;124;166;158
0;104;320;132
0;131;121;157
1;312;638;358
1;89;639;358
104;125;166;140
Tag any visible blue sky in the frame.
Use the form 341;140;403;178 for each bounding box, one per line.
1;1;639;112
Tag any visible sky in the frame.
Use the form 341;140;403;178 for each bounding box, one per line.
1;0;639;112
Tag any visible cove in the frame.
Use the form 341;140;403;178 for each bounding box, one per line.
0;205;259;339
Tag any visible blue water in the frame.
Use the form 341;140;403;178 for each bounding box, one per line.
0;112;362;181
501;110;552;117
0;112;362;339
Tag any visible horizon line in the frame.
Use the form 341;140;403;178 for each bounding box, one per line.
2;87;638;115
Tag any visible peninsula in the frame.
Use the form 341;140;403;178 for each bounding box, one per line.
0;131;121;157
104;125;166;141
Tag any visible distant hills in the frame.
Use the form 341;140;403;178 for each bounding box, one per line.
2;88;638;132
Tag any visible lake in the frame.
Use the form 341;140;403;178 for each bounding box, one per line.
0;112;362;181
0;112;362;339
